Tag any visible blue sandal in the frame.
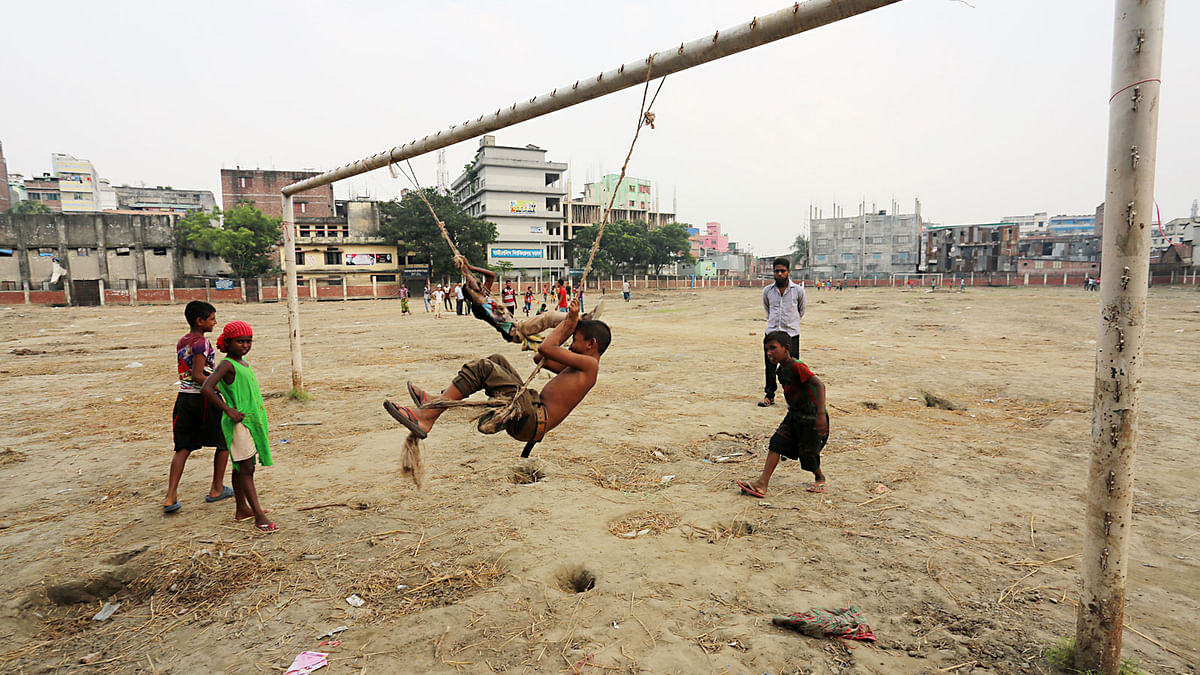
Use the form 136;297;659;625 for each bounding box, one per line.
205;486;234;503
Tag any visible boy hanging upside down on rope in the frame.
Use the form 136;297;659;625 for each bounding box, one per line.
385;298;610;445
455;256;600;350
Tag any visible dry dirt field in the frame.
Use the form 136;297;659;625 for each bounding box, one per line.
0;285;1197;674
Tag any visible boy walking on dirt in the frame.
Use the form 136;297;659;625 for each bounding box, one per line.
738;330;829;497
202;321;276;533
163;301;232;514
385;299;609;446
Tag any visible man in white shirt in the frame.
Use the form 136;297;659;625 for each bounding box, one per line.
455;282;466;315
759;257;807;406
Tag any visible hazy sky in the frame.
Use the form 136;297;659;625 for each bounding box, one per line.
3;0;1196;254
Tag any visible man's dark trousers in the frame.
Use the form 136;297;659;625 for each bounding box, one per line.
764;333;801;401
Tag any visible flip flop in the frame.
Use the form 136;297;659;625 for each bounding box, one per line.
757;397;775;407
255;523;278;533
384;400;428;439
162;501;181;514
205;486;234;503
736;480;766;498
407;381;431;408
807;482;827;493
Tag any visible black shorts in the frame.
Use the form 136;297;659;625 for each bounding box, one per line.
768;411;829;472
172;392;228;452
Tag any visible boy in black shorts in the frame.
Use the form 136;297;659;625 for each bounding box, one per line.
162;301;232;513
738;330;829;497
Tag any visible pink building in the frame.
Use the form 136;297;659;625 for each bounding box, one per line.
689;222;730;257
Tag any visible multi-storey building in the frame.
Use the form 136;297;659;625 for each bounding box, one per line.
1048;214;1096;237
584;174;654;212
689;222;729;258
809;207;921;278
1150;217;1197;249
293;199;407;288
451;136;567;272
1000;212;1048;236
220;168;335;219
24;175;62;212
52;153;103;213
114;186;218;214
923;223;1020;274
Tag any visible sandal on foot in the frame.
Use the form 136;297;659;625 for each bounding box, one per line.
407;381;431;408
736;480;766;498
256;522;278;533
384;400;428;439
807;481;827;493
163;501;181;514
757;397;775;407
205;486;234;503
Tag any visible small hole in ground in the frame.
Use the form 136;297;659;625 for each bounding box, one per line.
510;461;545;485
554;564;596;593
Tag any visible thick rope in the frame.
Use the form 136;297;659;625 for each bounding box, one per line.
394;63;666;445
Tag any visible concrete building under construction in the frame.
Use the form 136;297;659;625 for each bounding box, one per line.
808;202;921;278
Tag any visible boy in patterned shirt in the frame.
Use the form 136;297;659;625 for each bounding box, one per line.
738;330;829;497
162;301;232;513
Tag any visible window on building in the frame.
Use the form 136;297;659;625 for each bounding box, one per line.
0;281;19;290
76;248;90;256
628;200;635;207
628;185;635;192
115;248;131;257
239;177;247;188
152;248;167;256
817;255;827;262
897;252;908;260
296;250;306;265
324;250;342;265
872;253;882;260
843;254;853;261
155;278;170;289
298;202;307;214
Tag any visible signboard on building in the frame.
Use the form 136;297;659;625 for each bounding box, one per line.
491;248;543;259
402;265;430;278
345;253;393;266
215;278;235;290
529;225;544;234
509;200;537;214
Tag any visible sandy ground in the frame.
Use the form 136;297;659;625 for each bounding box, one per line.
0;285;1197;674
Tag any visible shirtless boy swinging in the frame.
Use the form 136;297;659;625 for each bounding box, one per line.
385;299;609;445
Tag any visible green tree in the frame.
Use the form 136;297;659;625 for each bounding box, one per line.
647;223;695;273
176;205;281;278
8;200;51;214
378;188;497;280
791;233;809;267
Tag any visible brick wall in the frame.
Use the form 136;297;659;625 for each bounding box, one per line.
220;169;334;219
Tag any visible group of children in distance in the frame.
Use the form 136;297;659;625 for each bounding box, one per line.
163;301;275;532
162;281;832;535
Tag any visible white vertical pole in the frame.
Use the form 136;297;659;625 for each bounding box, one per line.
281;194;304;394
372;277;378;299
1076;1;1164;671
1064;271;1069;286
130;278;138;306
342;277;348;302
23;280;29;305
169;276;175;303
240;278;247;304
98;279;105;306
276;277;282;302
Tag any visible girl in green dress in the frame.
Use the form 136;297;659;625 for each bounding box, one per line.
202;321;276;533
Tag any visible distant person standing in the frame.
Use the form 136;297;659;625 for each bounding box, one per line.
622;280;631;302
502;281;517;316
523;287;534;316
454;283;466;315
556;279;569;312
399;285;411;316
422;285;432;312
432;285;445;318
759;257;807;407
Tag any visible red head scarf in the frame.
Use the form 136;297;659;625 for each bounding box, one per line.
216;320;253;352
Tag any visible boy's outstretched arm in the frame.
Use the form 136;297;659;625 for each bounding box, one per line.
536;300;598;374
201;361;244;424
809;374;828;435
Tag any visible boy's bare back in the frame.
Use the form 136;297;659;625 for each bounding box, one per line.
534;299;604;432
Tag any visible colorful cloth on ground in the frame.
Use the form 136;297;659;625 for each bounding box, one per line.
772;606;875;641
214;358;272;469
176;333;215;394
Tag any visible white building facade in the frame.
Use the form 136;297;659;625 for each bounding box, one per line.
52;153;103;213
451;136;567;273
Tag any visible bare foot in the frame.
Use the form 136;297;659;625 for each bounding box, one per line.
235;508;273;522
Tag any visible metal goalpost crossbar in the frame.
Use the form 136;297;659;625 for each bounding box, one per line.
888;272;943;288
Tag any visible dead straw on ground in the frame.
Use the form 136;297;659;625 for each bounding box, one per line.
606;512;679;539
